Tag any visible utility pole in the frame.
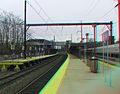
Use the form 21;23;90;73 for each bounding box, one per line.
93;25;97;72
24;0;27;59
118;0;120;56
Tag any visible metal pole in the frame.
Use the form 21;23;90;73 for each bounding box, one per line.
86;33;89;65
102;33;105;76
80;21;83;59
93;25;96;72
93;25;96;57
118;0;120;61
81;24;83;43
109;21;113;87
84;41;86;62
110;21;112;38
24;0;27;59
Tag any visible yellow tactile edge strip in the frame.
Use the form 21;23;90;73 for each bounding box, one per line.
39;54;70;94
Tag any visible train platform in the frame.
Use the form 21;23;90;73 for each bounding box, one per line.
57;55;120;94
0;54;57;72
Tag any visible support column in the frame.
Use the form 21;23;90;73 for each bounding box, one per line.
24;0;27;59
86;33;89;65
15;65;20;71
118;0;120;58
93;25;97;72
93;25;96;58
109;21;113;60
110;21;112;38
1;65;7;72
80;24;83;43
86;33;89;43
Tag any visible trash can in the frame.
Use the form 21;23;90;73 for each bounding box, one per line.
90;57;98;73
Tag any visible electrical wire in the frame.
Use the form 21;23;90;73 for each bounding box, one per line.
33;0;60;31
84;0;96;17
27;1;64;41
27;2;54;35
27;1;47;22
97;7;114;21
33;0;53;22
84;0;101;20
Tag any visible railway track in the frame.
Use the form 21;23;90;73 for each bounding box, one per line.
0;55;57;86
0;54;67;94
17;53;67;94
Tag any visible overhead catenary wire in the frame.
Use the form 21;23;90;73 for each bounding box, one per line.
27;0;66;41
33;0;53;22
84;0;101;20
97;1;120;21
33;0;60;31
27;2;54;35
84;0;96;17
97;7;114;21
27;1;47;22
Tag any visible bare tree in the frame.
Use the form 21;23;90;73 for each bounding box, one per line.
0;11;24;55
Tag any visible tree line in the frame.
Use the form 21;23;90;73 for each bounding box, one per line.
0;11;28;55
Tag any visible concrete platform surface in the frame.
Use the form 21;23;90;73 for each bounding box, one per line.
57;55;120;94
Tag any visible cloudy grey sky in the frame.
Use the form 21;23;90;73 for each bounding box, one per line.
0;0;119;42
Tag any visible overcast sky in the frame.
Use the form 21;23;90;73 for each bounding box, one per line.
0;0;119;42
